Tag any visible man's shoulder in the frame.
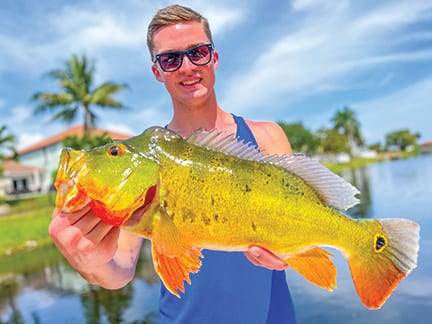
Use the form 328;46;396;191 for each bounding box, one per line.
244;119;292;155
245;119;283;140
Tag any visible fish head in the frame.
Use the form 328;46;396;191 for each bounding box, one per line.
55;136;160;226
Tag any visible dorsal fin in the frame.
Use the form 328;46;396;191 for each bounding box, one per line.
186;129;360;210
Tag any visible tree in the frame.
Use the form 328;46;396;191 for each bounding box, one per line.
278;122;320;154
368;142;384;153
331;106;364;153
62;132;113;150
385;129;420;151
32;54;128;133
317;128;350;154
0;125;16;162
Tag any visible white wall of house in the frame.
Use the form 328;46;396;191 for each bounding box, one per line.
0;178;11;196
19;143;63;191
3;169;45;194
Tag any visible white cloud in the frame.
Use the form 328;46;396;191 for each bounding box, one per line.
198;4;246;37
104;123;135;136
50;8;148;52
351;1;432;36
10;105;34;124
292;0;349;12
221;1;432;118
356;77;432;142
18;133;44;150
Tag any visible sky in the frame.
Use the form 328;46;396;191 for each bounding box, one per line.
1;0;431;150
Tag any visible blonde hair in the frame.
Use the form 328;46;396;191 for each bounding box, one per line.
147;5;214;60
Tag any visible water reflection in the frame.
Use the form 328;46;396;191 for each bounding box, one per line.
287;154;432;324
1;155;431;323
81;285;133;324
340;167;372;218
0;243;159;324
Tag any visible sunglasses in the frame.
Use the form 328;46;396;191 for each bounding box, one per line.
153;43;214;72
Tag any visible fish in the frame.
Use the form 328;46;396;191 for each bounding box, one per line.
55;126;420;309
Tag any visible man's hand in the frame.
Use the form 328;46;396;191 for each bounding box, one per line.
244;246;289;271
49;205;121;273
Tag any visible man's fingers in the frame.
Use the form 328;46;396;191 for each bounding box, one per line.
246;246;290;271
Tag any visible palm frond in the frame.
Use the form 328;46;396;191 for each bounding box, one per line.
49;107;79;124
33;93;76;114
90;82;128;107
32;53;127;129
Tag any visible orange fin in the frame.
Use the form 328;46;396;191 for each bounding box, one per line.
151;208;202;297
349;218;420;309
349;253;406;309
286;247;337;291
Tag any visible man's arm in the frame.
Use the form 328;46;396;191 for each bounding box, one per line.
49;205;143;289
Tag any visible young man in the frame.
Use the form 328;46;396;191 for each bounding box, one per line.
49;5;296;323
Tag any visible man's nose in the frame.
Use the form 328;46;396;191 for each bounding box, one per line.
179;55;197;72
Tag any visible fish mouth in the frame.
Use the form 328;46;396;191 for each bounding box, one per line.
56;179;90;213
55;148;90;212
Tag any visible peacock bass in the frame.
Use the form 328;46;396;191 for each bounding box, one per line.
55;126;420;309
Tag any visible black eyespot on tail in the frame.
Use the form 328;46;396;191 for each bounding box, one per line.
375;235;387;252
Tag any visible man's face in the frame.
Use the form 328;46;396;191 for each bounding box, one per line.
151;21;219;107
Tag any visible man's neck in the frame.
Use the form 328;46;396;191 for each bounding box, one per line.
168;100;236;137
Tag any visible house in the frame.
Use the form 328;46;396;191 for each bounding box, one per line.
419;141;432;154
0;160;45;195
1;125;131;196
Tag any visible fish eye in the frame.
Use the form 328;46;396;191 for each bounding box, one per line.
108;145;122;157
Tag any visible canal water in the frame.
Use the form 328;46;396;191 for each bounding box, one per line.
1;154;431;323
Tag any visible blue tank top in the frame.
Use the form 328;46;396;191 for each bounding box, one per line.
158;115;296;324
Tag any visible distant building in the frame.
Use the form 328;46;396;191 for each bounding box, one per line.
419;141;432;154
0;160;45;195
1;125;131;196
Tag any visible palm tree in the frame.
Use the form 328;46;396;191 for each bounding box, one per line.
32;54;128;133
0;125;16;162
331;106;364;154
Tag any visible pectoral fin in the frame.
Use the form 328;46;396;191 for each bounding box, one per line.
286;247;337;290
151;208;202;297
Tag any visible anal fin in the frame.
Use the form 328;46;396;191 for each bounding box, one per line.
151;208;202;297
286;247;337;290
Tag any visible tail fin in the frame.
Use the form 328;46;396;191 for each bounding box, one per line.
348;218;420;309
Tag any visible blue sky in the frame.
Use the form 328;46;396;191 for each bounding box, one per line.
1;0;431;150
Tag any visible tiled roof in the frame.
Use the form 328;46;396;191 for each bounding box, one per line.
419;141;432;147
2;160;45;174
17;124;132;155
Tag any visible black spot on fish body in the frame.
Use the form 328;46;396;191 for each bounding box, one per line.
251;222;257;232
282;178;292;188
245;184;252;193
214;214;219;222
201;213;211;226
182;210;196;223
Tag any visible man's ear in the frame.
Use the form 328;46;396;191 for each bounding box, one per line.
213;50;219;70
152;64;164;82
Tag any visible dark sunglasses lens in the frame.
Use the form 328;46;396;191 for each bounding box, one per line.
188;45;212;65
159;53;182;71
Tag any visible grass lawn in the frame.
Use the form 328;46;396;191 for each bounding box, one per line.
0;195;53;255
324;156;387;174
